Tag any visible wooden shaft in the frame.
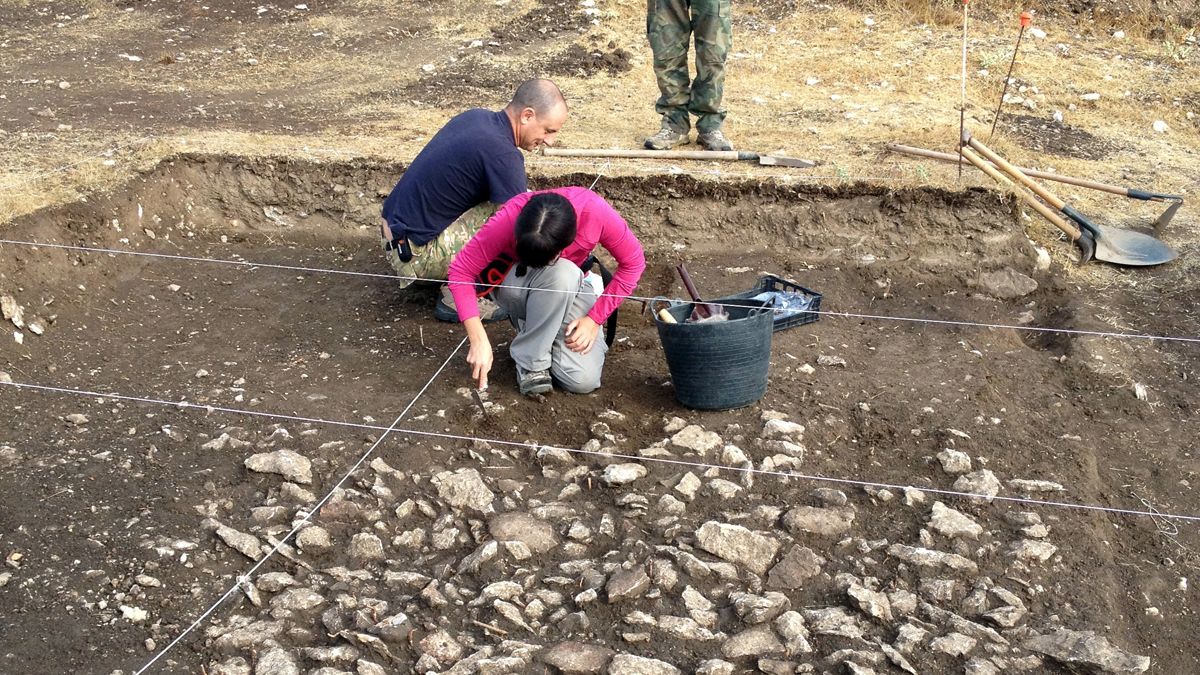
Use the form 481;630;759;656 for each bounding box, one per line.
887;144;1130;197
967;138;1066;210
544;148;745;161
960;147;1081;240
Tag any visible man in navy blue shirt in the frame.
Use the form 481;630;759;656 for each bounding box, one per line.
381;79;568;321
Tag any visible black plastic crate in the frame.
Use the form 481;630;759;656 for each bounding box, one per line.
713;274;823;332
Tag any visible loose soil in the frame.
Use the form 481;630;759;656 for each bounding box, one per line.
1;155;1198;673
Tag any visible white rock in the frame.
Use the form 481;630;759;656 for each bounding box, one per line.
1152;120;1169;133
433;468;495;513
244;449;312;484
1029;27;1047;39
120;605;148;622
603;463;647;486
695;521;780;576
929;501;983;540
1081;92;1101;101
953;469;1001;502
670;425;722;455
762;419;805;440
608;653;680;675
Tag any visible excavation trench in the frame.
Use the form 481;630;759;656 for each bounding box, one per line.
0;155;1196;673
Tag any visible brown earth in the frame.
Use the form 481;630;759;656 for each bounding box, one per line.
1;154;1198;672
1;0;1199;673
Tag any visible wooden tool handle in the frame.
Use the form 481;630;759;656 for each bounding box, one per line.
887;143;1133;197
543;148;745;161
967;138;1067;210
960;147;1082;240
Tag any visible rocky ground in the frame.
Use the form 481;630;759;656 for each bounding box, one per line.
82;411;1154;675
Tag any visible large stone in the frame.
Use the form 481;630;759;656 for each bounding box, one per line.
979;267;1038;299
350;533;384;563
608;653;680;675
210;522;263;560
418;628;464;664
540;642;614;674
1010;539;1058;563
952;470;1002;502
767;546;825;589
244;449;312;484
802;607;863;639
721;624;785;660
433;468;495;513
670;425;722;455
489;512;558;554
1023;630;1149;674
695;661;735;675
782;506;855;536
730;592;789;624
210;620;286;652
930;632;977;657
606;567;651;602
929;502;983;540
603;463;648;486
658;615;718;641
887;544;978;574
773;611;813;655
762;419;805;440
937;448;972;474
296;525;333;554
254;647;299;675
847;584;893;623
695;521;780;576
269;588;325;614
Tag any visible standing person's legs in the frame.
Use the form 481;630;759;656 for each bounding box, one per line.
647;0;694;134
689;0;732;134
494;259;607;394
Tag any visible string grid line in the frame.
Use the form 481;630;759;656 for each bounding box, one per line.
131;338;467;674
1;237;1195;345
3;378;1197;526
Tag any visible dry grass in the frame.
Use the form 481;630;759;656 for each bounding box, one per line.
0;0;1196;279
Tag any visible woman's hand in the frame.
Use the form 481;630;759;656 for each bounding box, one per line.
565;316;601;354
464;318;493;389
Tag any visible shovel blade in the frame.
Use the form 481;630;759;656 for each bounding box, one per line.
1093;225;1178;267
756;155;816;168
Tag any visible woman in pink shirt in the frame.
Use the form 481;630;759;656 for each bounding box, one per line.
447;187;646;395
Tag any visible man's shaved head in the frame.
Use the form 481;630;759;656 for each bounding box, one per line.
509;79;567;116
506;78;569;151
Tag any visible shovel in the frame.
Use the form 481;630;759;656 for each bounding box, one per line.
542;147;816;168
962;132;1177;267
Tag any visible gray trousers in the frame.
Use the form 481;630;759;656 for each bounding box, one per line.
494;258;607;394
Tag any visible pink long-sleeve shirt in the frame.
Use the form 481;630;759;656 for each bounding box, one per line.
447;187;646;324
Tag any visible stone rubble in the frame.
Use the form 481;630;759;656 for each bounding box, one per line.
153;418;1149;675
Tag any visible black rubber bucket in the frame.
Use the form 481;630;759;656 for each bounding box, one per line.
653;298;773;410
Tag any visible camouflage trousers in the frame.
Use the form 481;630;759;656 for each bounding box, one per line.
647;0;732;134
381;203;498;290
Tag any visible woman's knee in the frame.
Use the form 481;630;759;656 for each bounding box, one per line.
533;258;583;290
553;367;602;394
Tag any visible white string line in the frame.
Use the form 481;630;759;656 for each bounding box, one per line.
0;135;156;190
3;237;1197;345
4;378;1199;525
132;337;467;674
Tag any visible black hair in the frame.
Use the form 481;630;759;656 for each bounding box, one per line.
514;192;577;277
509;79;567;116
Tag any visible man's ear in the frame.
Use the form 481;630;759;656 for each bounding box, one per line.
520;107;537;124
